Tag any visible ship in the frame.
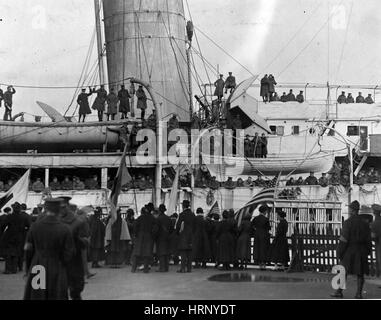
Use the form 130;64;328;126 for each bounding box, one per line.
0;0;380;226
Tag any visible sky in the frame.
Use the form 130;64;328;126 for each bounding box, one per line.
0;0;381;117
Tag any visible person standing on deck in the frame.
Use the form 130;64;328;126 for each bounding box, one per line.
236;214;252;270
356;92;365;103
296;91;305;103
214;75;225;102
260;75;270;103
92;85;108;122
268;74;277;101
225;72;237;94
216;210;236;270
261;133;268;158
252;204;271;270
155;205;172;272
371;204;381;278
286;89;296;102
365;94;374;104
0;86;3;109
23;198;74;300
3;85;16;121
106;88;119;121
89;208;105;269
136;85;148;121
77;88;92;123
331;201;372;299
118;85;131;120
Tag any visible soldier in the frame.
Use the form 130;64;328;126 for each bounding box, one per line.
356;92;365;103
337;91;347;104
60;197;89;300
176;200;196;273
260;75;270;103
168;114;179;134
136;85;148;120
304;172;319;185
106;88;119;121
49;177;61;191
214;74;225;102
280;92;287;103
225;72;236;94
286;89;296;102
73;177;85;190
146;109;157;131
223;177;236;189
192;208;211;269
61;176;73;190
331;201;372;299
85;175;100;190
24;198;74;300
77;88;93;123
252;204;271;270
318;173;329;187
365;94;374;104
261;133;268;158
131;207;158;273
296;91;305;103
268;74;277;101
91;85;108;122
32;178;45;193
125;209;136;265
0;202;30;274
346;93;355;104
371;204;381;278
3;85;16;121
118;84;131;120
156;204;172;272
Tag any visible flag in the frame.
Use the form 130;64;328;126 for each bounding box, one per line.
0;170;30;214
234;187;276;227
208;201;220;217
108;145;131;225
167;165;181;216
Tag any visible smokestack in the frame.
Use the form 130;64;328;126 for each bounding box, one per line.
103;0;190;121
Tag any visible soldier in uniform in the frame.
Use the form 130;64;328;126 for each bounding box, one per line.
49;177;61;191
92;85;108;122
270;210;289;271
346;93;355;103
260;75;269;103
214;75;225;102
337;91;347;104
77;88;93;123
225;72;236;94
3;85;16;121
268;74;277;101
131;207;158;273
304;172;319;185
296;91;305;103
118;85;131;120
365;94;374;104
0;202;30;274
286;89;296;102
106;88;119;121
371;204;381;278
176;200;196;273
252;204;271;270
24;198;74;300
61;176;73;190
89;208;105;268
356;92;365;103
136;85;148;120
59;197;89;300
331;201;372;299
156;205;172;272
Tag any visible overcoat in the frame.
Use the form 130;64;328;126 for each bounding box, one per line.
132;213;158;258
236;220;252;261
77;92;92;115
176;209;196;251
118;89;131;113
252;214;271;264
192;215;211;261
270;219;289;264
106;93;119;115
214;79;225;97
136;88;148;110
156;213;172;256
216;219;236;263
92;88;108;112
89;215;105;261
24;216;74;300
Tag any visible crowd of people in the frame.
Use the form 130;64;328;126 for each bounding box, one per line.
0;197;291;300
337;91;374;104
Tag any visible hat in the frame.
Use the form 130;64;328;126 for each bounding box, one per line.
277;210;287;218
44;198;64;214
3;207;12;213
159;204;167;213
182;200;190;208
59;196;72;203
11;202;21;210
348;200;360;211
259;204;270;214
196;208;204;214
21;203;28;210
372;204;381;213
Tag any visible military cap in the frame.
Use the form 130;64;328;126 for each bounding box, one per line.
196;207;204;214
44;198;64;213
11;202;21;210
182;200;190;207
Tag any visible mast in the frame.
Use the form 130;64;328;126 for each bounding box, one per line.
94;0;105;85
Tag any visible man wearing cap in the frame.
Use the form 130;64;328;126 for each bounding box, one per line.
214;74;225;102
77;87;93;123
225;72;236;94
23;198;74;300
331;201;372;299
136;85;148;120
60;197;89;300
0;202;30;274
346;93;355;104
337;91;347;104
365;94;374;104
176;200;196;273
296;91;305;103
252;204;271;270
371;204;381;277
3;85;16;121
356;92;365;103
155;204;172;272
304;172;319;186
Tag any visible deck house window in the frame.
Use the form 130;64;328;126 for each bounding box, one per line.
292;126;300;135
276;126;285;136
347;126;359;136
270;126;277;135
